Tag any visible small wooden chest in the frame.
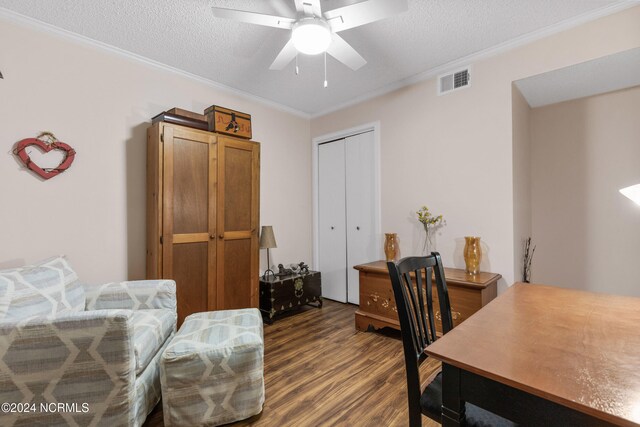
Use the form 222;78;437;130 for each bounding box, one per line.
204;105;252;139
151;111;208;131
167;108;207;122
259;271;322;323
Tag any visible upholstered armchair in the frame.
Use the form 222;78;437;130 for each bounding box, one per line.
0;256;176;426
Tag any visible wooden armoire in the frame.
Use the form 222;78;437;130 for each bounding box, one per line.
146;121;260;324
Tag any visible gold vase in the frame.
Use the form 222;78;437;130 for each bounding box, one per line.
464;236;482;275
384;233;399;262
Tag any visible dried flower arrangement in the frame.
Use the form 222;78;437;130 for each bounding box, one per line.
523;237;536;283
416;205;444;253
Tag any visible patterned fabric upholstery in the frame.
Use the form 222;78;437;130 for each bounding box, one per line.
85;280;177;311
160;309;265;427
0;257;177;427
134;333;173;426
130;309;176;375
0;310;136;426
0;256;85;321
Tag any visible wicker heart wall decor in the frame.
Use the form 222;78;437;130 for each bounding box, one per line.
13;132;76;180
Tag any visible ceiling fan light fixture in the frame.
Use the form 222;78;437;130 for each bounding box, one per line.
291;18;331;55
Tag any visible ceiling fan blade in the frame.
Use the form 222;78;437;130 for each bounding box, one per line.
327;33;366;71
294;0;322;17
324;0;408;33
212;7;294;29
269;39;298;70
270;0;296;17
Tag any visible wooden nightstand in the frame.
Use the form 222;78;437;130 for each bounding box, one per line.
259;271;322;323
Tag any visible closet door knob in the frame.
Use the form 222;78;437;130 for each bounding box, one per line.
209;234;215;240
356;226;360;230
219;234;224;239
331;226;335;230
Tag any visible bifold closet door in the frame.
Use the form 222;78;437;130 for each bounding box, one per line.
318;132;377;304
318;140;348;302
161;126;217;325
345;131;376;305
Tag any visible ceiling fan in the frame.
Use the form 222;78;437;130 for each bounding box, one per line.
212;0;408;73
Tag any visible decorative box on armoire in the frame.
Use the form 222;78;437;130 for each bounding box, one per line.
146;121;260;325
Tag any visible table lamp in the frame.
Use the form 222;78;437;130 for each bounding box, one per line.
259;226;277;279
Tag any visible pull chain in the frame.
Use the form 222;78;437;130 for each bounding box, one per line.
295;54;299;75
323;52;328;88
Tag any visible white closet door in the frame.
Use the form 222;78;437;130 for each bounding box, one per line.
345;131;377;305
318;140;347;302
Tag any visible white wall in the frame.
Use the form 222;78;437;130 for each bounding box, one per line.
0;16;312;283
530;86;640;296
311;6;640;290
511;85;532;283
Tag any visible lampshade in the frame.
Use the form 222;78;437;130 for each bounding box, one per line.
259;226;277;249
291;18;332;55
620;183;640;206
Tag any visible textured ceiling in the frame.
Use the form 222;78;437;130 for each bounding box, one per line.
0;0;626;115
516;47;640;108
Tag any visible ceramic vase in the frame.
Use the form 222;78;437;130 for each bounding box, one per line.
384;233;399;262
464;236;482;275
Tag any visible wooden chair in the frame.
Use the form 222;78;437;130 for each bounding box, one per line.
387;253;516;427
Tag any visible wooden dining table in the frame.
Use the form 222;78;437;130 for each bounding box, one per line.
425;282;640;427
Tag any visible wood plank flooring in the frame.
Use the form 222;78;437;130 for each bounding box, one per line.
144;300;441;426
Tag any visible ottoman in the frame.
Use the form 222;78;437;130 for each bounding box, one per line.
160;309;265;426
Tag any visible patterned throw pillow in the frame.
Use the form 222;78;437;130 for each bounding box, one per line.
0;256;85;322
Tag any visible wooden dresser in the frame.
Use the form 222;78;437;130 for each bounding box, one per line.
354;261;501;334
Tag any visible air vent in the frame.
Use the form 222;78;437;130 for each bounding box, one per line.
438;67;471;95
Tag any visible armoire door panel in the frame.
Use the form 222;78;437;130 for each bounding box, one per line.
223;146;253;232
160;124;217;322
173;242;209;325
217;137;260;309
345;131;377;305
318;140;348;303
221;239;252;309
172;137;209;234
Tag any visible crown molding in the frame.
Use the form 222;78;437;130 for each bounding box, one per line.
0;7;311;119
310;1;639;119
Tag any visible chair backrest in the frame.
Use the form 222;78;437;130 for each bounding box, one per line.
387;252;453;362
387;252;453;427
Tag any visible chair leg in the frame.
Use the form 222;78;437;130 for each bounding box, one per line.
405;360;422;427
408;396;422;427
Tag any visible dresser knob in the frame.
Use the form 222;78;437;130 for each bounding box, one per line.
219;234;224;239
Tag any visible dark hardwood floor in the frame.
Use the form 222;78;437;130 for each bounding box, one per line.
144;300;440;426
